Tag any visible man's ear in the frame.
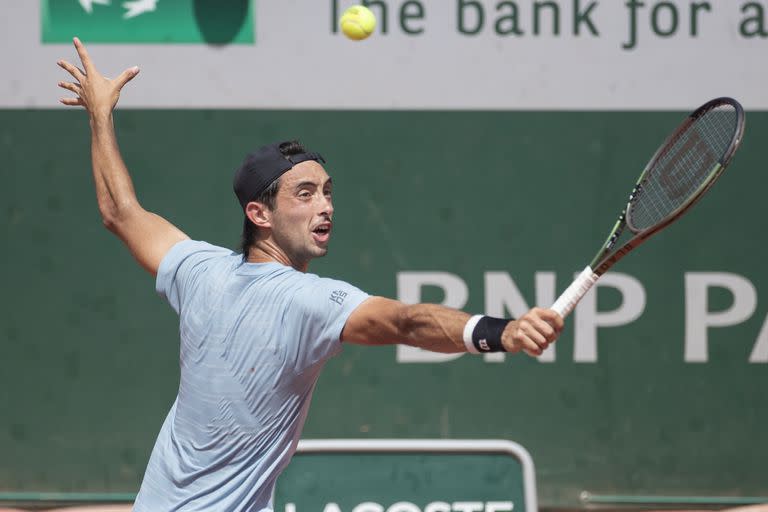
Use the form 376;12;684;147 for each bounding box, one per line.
245;201;272;229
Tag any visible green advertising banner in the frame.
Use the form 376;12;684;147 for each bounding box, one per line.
41;0;254;44
274;440;535;512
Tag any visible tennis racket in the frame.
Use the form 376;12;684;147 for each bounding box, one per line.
551;97;746;318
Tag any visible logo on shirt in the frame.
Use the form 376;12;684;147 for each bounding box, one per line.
330;290;348;306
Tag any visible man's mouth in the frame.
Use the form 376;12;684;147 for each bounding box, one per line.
312;223;332;243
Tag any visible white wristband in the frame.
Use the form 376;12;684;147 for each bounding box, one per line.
462;314;484;354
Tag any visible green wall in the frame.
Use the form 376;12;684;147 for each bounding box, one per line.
0;110;765;507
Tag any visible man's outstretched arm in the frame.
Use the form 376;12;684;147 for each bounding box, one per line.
342;297;563;357
58;37;188;275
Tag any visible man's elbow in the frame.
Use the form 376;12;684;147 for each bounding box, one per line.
99;200;140;233
101;215;117;232
99;203;119;232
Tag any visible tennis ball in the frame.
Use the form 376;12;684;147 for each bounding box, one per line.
340;5;376;41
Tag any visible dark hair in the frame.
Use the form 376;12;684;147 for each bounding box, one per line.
240;140;308;258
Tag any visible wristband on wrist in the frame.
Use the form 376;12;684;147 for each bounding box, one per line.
462;315;511;353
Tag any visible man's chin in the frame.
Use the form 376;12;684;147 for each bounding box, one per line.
308;244;329;259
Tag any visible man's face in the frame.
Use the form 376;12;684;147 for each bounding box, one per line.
270;160;334;268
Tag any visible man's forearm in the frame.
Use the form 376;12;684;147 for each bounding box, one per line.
399;303;471;353
344;296;561;356
89;112;140;226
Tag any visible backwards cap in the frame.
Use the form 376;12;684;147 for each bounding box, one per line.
233;141;325;210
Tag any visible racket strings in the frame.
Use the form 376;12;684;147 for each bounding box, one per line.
627;104;738;232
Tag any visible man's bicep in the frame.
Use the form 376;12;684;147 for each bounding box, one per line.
341;296;406;345
111;207;189;276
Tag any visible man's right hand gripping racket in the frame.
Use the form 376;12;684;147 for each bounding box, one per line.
551;97;746;319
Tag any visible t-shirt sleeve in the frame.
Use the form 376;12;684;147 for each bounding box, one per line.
155;239;231;314
290;276;370;366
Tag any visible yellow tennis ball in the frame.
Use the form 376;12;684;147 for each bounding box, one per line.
340;5;376;41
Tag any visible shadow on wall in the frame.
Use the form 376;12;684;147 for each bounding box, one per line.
194;0;250;45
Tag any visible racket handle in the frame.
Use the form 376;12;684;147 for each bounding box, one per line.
551;266;600;319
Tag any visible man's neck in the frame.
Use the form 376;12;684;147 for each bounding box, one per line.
246;242;308;272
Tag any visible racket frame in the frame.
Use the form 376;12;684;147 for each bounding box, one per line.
551;97;745;318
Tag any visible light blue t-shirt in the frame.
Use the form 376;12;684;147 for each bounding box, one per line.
133;240;369;512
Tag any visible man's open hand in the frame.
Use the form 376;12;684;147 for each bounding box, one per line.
57;37;139;117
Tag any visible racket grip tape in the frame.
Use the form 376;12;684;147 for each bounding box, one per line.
551;266;600;318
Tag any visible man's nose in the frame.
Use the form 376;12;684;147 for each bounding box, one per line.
319;194;333;217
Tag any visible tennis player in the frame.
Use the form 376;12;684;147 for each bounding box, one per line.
57;38;563;512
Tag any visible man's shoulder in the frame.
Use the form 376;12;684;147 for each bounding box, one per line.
178;239;234;256
288;271;366;308
164;239;237;268
156;240;238;304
